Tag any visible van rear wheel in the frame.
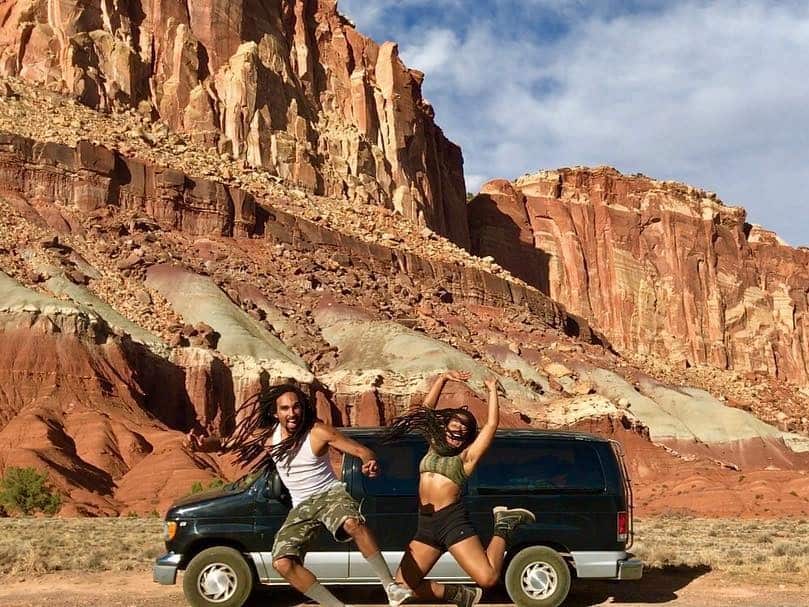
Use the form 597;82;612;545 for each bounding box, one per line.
183;546;254;607
505;546;571;607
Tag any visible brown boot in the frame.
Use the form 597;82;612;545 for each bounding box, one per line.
493;506;536;539
444;584;483;607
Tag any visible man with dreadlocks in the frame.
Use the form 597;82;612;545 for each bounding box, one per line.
227;383;413;607
383;370;536;607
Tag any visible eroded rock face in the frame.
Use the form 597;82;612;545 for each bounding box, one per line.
469;168;809;385
0;0;468;244
0;272;216;514
2;129;808;517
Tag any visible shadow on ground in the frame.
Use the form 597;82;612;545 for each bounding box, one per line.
246;565;711;606
563;565;712;605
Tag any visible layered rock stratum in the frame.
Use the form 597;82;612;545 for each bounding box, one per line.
470;169;809;387
0;0;469;245
0;1;807;520
0;80;807;517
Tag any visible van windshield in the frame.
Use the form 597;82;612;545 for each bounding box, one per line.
477;441;605;494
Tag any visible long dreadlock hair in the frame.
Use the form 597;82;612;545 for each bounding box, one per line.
383;406;479;456
224;383;316;471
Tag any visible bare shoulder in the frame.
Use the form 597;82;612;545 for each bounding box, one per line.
311;421;336;436
311;421;343;443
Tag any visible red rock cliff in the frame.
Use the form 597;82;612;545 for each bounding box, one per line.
469;168;809;385
0;0;469;246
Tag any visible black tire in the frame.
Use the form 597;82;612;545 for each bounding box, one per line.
183;546;254;607
504;546;571;607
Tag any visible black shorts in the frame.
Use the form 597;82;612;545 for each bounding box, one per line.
414;502;477;550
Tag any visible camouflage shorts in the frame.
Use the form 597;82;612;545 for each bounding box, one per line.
271;482;364;561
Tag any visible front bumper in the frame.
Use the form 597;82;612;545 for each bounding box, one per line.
153;552;182;585
617;557;643;580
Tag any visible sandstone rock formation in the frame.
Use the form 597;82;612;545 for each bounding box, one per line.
2;142;809;516
469;169;809;386
0;271;222;514
0;19;808;520
0;0;469;245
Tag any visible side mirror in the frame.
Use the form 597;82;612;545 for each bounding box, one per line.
264;471;291;506
271;472;285;498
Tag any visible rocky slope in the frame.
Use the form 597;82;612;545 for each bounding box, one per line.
0;0;807;519
0;0;468;245
0;83;808;516
469;169;809;389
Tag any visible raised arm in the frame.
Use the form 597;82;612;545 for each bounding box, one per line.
313;423;379;477
462;378;501;472
422;370;471;409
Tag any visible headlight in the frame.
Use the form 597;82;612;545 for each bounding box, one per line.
163;520;177;541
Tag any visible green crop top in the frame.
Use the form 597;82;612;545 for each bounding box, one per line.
419;448;468;486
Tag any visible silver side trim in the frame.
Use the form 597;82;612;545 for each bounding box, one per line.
249;551;470;584
570;551;627;578
249;552;269;580
349;551;468;581
251;552;349;583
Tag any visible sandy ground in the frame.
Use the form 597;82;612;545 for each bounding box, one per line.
0;569;807;607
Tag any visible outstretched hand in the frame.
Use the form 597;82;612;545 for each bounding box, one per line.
444;370;471;382
484;377;504;394
361;459;380;478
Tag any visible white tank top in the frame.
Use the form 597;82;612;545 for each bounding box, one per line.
271;426;339;506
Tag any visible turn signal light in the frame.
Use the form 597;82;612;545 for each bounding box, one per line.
164;521;177;541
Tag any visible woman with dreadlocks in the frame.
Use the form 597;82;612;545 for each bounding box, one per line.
384;370;535;607
227;383;413;607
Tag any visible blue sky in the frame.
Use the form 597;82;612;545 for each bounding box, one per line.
339;1;809;246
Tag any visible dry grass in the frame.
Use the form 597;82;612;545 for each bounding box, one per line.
1;515;808;585
0;517;163;579
634;515;809;582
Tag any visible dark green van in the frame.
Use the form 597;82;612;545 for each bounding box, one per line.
154;429;642;607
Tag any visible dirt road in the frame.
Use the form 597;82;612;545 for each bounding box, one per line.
0;568;806;607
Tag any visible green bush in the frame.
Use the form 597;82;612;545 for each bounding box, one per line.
0;467;61;515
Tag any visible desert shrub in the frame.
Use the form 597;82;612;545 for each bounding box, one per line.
0;467;61;515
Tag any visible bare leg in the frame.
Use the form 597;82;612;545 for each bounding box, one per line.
271;556;318;594
341;517;412;605
396;540;445;600
341;516;381;558
448;534;507;589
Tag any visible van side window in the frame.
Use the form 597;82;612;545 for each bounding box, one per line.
362;442;426;496
477;441;605;493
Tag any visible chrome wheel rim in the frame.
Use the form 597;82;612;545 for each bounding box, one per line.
197;562;239;603
520;561;558;600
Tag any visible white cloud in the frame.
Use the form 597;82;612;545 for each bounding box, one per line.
464;173;487;193
339;0;464;31
339;1;809;245
338;3;384;30
401;28;460;75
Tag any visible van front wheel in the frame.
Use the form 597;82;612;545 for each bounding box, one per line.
505;546;571;607
183;546;254;607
